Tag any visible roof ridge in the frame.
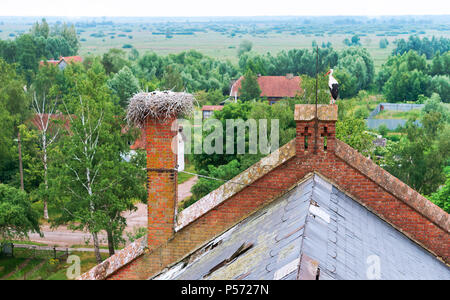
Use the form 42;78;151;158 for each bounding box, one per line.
335;139;449;233
78;236;146;280
175;139;296;231
176;138;449;234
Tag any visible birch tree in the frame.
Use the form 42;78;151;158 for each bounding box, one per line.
32;93;60;220
50;61;146;262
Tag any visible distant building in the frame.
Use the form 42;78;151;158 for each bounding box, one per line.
230;74;302;104
202;105;224;119
39;56;83;70
373;138;387;147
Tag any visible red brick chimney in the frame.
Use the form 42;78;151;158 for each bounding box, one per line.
295;104;338;156
145;116;178;250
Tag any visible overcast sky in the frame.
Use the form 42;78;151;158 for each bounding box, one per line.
1;0;449;17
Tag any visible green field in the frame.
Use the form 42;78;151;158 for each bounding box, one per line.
74;29;448;71
1;18;449;72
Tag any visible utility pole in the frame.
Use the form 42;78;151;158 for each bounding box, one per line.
314;46;319;154
17;132;24;190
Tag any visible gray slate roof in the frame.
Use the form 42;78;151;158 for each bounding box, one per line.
153;174;450;280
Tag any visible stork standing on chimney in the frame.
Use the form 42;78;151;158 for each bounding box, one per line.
325;69;339;104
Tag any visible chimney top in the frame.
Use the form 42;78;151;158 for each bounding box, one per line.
294;104;338;121
126;91;194;127
286;73;294;79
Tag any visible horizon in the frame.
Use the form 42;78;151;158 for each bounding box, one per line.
1;0;449;18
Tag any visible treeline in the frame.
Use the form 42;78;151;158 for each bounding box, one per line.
238;46;374;98
85;48;239;108
0;19;79;83
377;50;449;102
392;35;450;59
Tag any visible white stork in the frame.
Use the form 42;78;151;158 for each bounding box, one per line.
325;69;339;104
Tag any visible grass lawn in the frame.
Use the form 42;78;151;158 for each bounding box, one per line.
0;248;109;280
10;240;48;247
0;257;28;278
177;163;196;184
374;109;422;119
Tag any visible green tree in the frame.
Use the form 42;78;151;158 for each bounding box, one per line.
384;69;431;102
52;23;79;55
429;174;450;213
430;51;450;76
50;62;146;260
15;34;38;84
0;39;17;63
31;18;50;39
194;89;225;106
0;184;40;241
333;69;358;99
336;47;374;97
379;38;389;49
30;92;61;220
351;35;361;46
239;70;261;101
336;117;373;155
392;35;449;59
161;65;184;91
102;49;129;74
45;36;75;59
238;40;253;57
128;48;140;61
383;106;449;195
429;75;450;103
0;58;30;184
190;100;295;203
378;50;431;101
296;74;330;104
107;66;140;108
191;160;241;201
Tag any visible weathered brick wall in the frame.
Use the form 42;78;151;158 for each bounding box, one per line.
110;153;449;279
108;108;449;280
145;117;177;251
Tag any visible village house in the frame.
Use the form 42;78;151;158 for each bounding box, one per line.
201;105;224;120
230;74;302;104
80;92;449;280
39;56;83;70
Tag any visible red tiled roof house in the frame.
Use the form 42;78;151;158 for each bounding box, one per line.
230;74;302;104
40;56;83;70
201;105;224;120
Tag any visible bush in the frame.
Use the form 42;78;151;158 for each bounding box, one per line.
378;124;389;136
379;38;389;49
354;106;370;119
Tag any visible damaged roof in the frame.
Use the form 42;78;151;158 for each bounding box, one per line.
153;174;450;280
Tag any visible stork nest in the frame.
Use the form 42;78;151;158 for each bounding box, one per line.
126;91;194;127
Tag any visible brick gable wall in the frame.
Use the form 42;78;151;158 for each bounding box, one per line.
107;106;448;280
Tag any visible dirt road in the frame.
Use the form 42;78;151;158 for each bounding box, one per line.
27;178;198;247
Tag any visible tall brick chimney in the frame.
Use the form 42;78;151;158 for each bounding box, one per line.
145;116;178;250
295;104;338;156
126;91;194;252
